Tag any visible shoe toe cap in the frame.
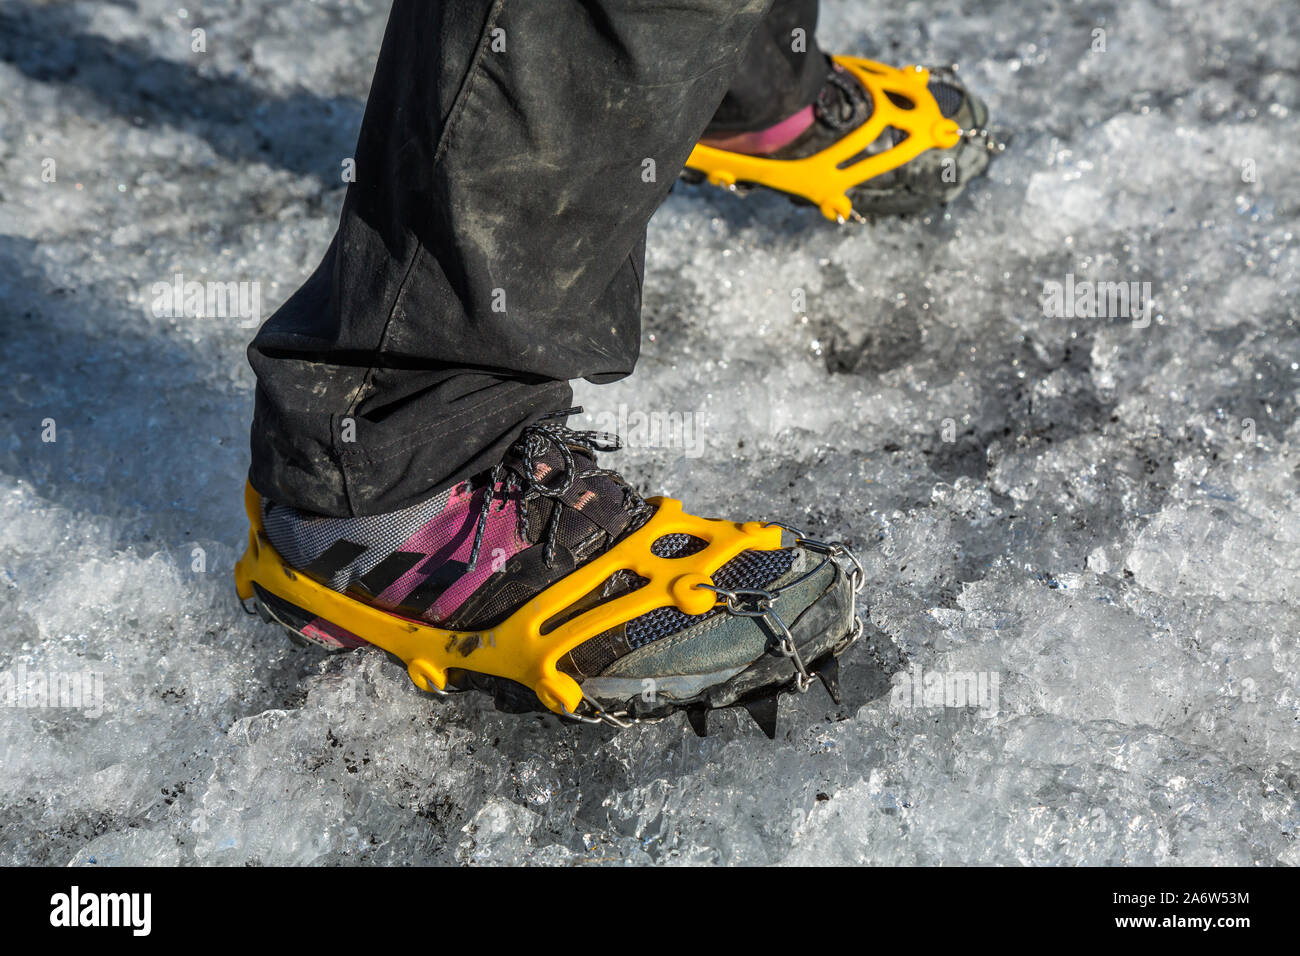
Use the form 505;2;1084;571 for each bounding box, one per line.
587;544;857;708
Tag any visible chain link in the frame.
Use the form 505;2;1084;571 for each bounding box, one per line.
957;126;1007;153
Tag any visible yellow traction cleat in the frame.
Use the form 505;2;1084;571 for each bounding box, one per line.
685;57;969;222
236;482;788;719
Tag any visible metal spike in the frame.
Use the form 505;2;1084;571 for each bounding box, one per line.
815;657;843;705
685;706;709;738
743;695;780;740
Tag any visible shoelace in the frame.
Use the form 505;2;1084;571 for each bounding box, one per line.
466;409;653;572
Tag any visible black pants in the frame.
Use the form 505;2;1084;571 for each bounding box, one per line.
249;0;826;517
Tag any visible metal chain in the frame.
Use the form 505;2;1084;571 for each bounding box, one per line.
931;60;1006;155
957;126;1007;154
696;583;814;691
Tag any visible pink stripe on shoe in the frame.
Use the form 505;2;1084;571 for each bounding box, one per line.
698;104;815;156
373;480;529;622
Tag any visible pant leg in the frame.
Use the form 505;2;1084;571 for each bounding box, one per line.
249;0;772;518
705;0;826;134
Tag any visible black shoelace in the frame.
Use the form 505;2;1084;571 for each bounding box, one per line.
466;409;653;572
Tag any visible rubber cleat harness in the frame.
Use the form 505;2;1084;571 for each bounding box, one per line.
685;56;962;223
235;482;863;729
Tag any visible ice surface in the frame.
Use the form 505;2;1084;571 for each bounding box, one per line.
1;0;1298;865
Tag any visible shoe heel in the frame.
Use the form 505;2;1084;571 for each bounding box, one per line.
251;584;370;652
